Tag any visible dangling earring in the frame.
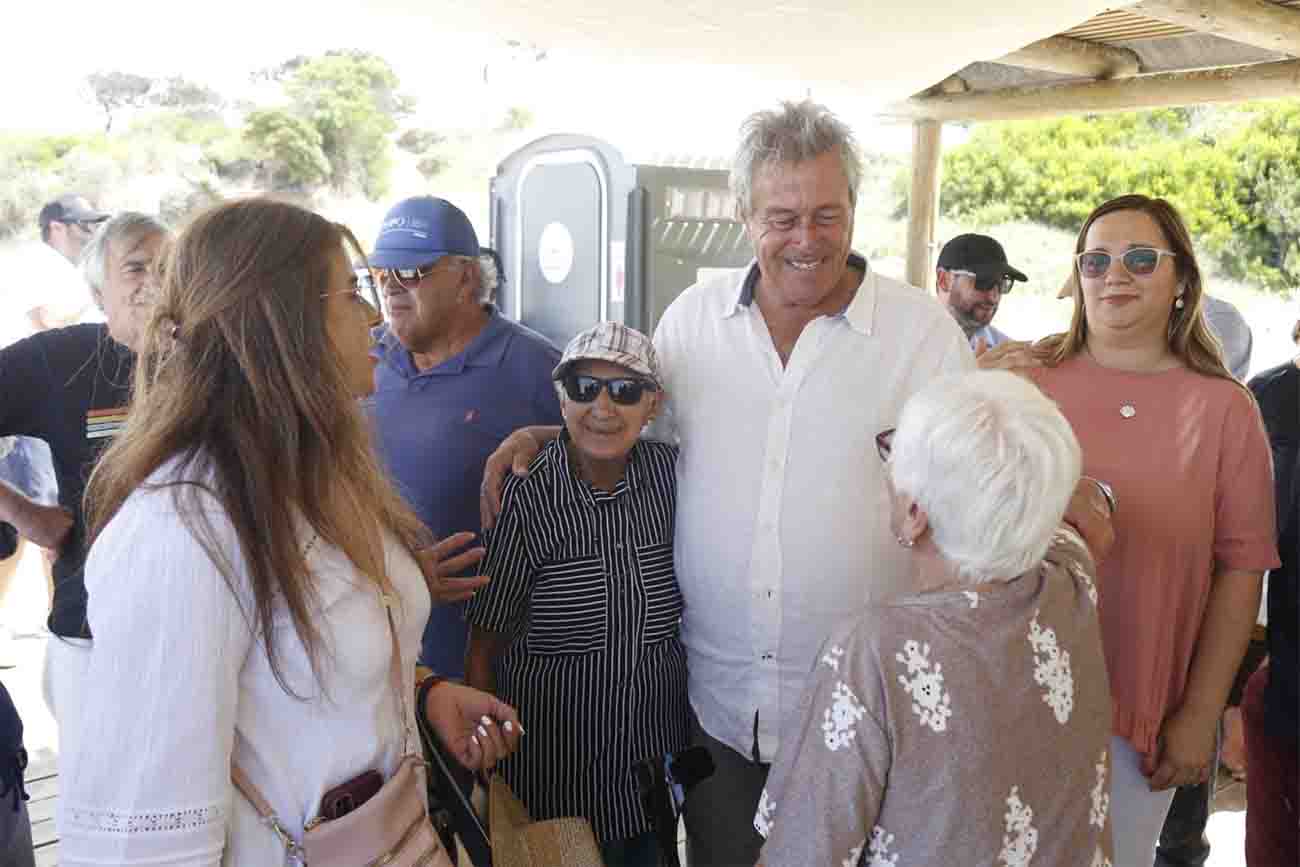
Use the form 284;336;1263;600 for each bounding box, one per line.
896;535;915;549
1174;295;1185;310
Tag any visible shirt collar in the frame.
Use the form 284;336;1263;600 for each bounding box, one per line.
723;252;877;335
550;429;643;509
371;306;509;377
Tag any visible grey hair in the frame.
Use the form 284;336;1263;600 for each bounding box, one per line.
475;251;501;304
730;100;863;218
81;212;169;299
889;371;1082;586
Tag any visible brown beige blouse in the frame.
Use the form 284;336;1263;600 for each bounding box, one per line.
756;529;1114;867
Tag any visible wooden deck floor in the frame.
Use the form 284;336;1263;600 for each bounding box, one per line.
25;754;59;867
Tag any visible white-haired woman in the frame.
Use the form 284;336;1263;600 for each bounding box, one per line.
756;371;1116;867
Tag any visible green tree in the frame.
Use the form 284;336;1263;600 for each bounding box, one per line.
243;109;330;190
939;103;1300;292
85;71;153;132
282;51;412;198
397;128;445;154
151;76;223;113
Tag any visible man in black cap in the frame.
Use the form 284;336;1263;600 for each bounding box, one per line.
935;233;1027;351
28;194;109;332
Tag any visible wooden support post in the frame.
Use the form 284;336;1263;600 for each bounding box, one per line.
906;119;942;291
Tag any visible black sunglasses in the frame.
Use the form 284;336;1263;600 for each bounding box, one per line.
1076;247;1176;279
875;428;895;462
561;374;657;406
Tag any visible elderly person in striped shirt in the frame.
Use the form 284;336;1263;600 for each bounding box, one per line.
465;322;687;867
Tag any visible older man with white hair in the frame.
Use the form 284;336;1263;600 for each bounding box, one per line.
484;100;974;864
0;213;167;783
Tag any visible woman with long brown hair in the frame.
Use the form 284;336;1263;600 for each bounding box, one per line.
59;198;519;865
982;194;1278;864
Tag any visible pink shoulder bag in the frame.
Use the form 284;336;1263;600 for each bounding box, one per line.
232;592;451;867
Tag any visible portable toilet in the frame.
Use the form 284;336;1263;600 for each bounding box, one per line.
490;134;752;347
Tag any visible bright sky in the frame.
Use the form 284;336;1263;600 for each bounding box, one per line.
1;1;918;157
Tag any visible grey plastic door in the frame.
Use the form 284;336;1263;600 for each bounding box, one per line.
515;155;605;347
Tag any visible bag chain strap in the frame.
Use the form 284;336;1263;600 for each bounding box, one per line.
232;533;418;862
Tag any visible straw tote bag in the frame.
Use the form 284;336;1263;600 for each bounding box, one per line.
231;593;451;867
486;775;604;867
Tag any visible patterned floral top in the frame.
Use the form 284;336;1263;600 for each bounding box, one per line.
756;529;1114;867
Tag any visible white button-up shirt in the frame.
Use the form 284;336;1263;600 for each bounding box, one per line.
652;255;974;761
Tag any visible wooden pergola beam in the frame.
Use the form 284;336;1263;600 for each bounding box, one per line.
889;58;1300;122
996;35;1142;78
1131;0;1300;58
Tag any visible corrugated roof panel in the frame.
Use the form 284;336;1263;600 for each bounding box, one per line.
1063;1;1300;44
1062;10;1189;42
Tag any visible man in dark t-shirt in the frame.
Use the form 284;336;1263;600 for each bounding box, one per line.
0;212;166;776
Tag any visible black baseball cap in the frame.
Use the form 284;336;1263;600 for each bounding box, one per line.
38;194;110;234
937;234;1028;284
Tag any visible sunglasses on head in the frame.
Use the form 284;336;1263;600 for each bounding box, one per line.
1075;247;1176;279
948;269;1014;293
561;374;657;406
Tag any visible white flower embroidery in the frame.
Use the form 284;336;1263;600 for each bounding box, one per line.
1089;750;1110;829
821;681;868;751
1089;846;1112;867
963;591;979;608
753;788;776;838
1072;562;1098;607
998;786;1039;866
1027;609;1074;725
843;840;865;867
895;640;953;733
821;644;846;672
864;824;899;866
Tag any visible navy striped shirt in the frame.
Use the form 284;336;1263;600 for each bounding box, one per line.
465;433;689;843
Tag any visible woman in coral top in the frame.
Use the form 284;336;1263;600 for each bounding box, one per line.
983;194;1279;865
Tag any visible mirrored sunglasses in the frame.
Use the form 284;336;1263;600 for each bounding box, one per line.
1075;247;1176;279
949;269;1014;293
376;258;461;291
561;374;656;406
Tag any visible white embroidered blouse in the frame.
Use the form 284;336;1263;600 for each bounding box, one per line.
59;466;430;865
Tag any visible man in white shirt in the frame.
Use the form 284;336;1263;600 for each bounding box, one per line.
21;194;108;334
935;232;1027;352
483;100;972;865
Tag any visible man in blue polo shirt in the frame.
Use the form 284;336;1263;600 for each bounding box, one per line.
368;196;562;678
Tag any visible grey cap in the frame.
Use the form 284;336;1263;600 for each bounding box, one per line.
553;321;662;389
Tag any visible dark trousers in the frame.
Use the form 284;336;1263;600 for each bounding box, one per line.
0;799;34;867
1243;662;1299;866
1155;782;1211;866
683;715;768;867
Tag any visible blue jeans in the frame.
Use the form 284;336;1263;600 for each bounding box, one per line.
0;798;34;867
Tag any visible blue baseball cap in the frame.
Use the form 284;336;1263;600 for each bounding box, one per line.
369;196;480;270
